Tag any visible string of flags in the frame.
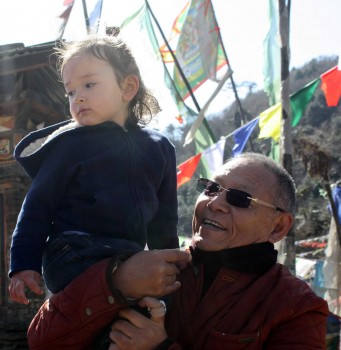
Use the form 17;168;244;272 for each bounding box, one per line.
177;65;341;187
55;0;340;190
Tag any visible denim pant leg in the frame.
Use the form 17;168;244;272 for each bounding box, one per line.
42;234;94;293
42;233;143;293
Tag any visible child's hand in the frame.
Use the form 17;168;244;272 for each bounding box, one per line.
9;270;44;304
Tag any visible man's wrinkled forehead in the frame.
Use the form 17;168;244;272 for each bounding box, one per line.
213;159;250;178
212;159;277;196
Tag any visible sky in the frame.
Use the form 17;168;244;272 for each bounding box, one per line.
0;0;340;129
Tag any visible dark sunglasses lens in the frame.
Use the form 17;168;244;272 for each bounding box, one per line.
206;182;220;196
226;189;251;208
196;179;207;193
197;179;220;196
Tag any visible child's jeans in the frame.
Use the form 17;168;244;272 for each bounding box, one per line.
42;231;143;293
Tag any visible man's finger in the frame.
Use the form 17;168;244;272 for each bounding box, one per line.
139;297;167;322
164;249;191;264
154;280;181;297
109;329;131;349
149;300;166;321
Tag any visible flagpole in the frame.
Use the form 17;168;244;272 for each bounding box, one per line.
279;0;295;274
210;0;254;151
98;0;104;22
58;3;74;40
94;0;104;33
81;0;90;33
209;1;246;126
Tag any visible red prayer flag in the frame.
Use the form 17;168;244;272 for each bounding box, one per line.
177;153;202;188
320;66;341;107
59;5;73;19
63;0;74;6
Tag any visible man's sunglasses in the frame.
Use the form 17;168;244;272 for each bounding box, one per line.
196;178;284;212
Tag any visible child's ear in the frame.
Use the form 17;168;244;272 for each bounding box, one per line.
268;212;294;244
121;75;139;101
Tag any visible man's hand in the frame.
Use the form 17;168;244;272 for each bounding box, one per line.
9;270;43;304
109;297;168;350
113;249;190;299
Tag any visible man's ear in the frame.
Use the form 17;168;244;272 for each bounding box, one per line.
121;75;139;101
268;213;294;244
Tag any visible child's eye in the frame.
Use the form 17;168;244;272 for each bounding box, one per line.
65;91;74;98
85;83;96;89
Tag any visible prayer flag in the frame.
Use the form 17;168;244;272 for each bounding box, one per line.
258;103;281;141
290;78;320;127
173;0;228;99
199;138;226;179
328;186;341;225
322;217;341;316
89;0;103;31
59;5;73;19
119;2;218;154
63;0;74;6
159;1;190;63
177;153;202;188
192;118;217;179
321;66;341;107
263;0;281;105
174;0;230;146
177;138;225;188
58;0;75;39
232;117;259;156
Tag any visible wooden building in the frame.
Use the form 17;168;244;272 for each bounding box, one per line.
0;41;67;349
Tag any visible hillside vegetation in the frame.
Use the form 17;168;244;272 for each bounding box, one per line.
168;56;340;257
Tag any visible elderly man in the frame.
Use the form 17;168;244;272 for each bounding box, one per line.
28;153;328;350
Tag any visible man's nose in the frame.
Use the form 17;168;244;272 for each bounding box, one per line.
207;191;230;213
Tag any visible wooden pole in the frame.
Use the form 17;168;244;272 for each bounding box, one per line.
210;0;253;151
210;2;246;126
279;0;295;274
82;0;90;33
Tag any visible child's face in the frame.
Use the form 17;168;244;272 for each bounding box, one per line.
62;53;130;127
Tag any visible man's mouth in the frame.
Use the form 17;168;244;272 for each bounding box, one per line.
202;219;226;230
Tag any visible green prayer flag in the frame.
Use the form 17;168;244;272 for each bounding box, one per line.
263;0;281;105
290;78;320;127
193;119;216;178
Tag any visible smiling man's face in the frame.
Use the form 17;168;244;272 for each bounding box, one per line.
192;159;286;251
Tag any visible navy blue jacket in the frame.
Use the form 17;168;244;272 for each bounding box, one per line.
9;120;179;276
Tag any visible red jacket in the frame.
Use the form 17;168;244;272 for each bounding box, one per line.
166;263;328;349
28;259;328;349
28;258;123;350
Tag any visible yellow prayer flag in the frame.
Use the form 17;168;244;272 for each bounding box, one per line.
258;103;281;141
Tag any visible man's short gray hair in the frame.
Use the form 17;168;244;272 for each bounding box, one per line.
225;153;296;214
